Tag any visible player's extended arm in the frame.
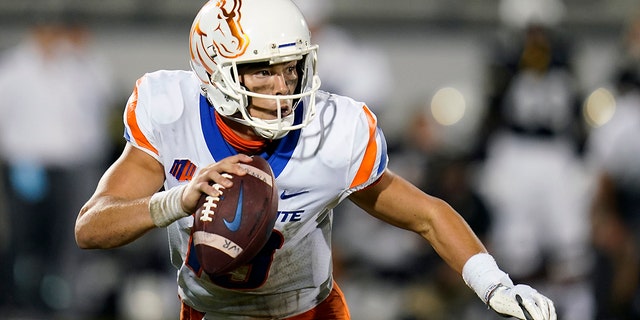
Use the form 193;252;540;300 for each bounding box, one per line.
75;144;252;249
349;169;556;320
75;144;166;249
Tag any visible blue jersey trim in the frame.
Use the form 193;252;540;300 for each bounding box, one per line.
376;129;388;176
199;95;303;178
200;95;238;160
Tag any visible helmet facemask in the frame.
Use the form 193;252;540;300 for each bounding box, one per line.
189;0;321;140
219;49;320;140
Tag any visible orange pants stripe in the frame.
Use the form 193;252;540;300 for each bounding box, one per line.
180;281;350;320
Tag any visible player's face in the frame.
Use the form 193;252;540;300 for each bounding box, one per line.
239;61;299;120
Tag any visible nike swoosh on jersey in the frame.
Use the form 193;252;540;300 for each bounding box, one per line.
279;190;309;200
224;183;244;232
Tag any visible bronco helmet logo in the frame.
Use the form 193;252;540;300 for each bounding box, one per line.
208;0;249;58
190;0;249;76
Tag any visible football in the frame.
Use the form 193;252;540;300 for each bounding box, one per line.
192;156;278;276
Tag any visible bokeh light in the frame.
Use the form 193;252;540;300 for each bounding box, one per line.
430;87;466;126
583;87;616;127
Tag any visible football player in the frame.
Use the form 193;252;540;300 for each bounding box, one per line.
75;0;556;319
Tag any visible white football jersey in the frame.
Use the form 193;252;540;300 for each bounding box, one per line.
123;70;388;319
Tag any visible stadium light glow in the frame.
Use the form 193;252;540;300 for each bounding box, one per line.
430;87;466;126
583;87;616;127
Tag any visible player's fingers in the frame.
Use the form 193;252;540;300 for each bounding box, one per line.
201;173;232;195
237;153;254;162
199;158;245;185
220;154;253;177
516;295;535;320
548;298;557;320
184;155;253;209
518;293;556;320
205;170;235;191
546;302;557;320
533;293;556;320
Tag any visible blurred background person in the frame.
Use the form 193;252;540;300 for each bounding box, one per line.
330;104;440;320
0;0;637;319
584;9;640;319
475;1;595;319
392;102;494;320
0;9;116;318
291;0;393;114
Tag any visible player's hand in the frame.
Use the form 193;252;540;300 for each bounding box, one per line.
181;154;252;213
488;284;556;320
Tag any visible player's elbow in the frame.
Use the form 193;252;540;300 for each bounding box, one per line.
75;235;92;250
75;223;119;250
74;219;98;249
74;208;110;249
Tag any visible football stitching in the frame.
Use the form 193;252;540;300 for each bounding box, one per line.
199;176;229;222
194;165;277;273
199;195;218;222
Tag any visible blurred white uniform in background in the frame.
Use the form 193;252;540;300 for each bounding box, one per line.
477;1;595;320
584;12;640;318
292;0;392;113
0;18;115;317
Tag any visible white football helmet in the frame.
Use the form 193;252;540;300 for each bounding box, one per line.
189;0;321;140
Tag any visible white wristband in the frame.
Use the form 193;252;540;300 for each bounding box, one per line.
149;184;190;227
462;253;514;304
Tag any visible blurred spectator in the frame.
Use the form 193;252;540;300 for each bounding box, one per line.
332;101;494;319
398;103;492;242
584;10;640;319
402;106;493;320
291;0;393;113
617;9;640;81
330;104;436;319
0;12;116;318
475;12;595;320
